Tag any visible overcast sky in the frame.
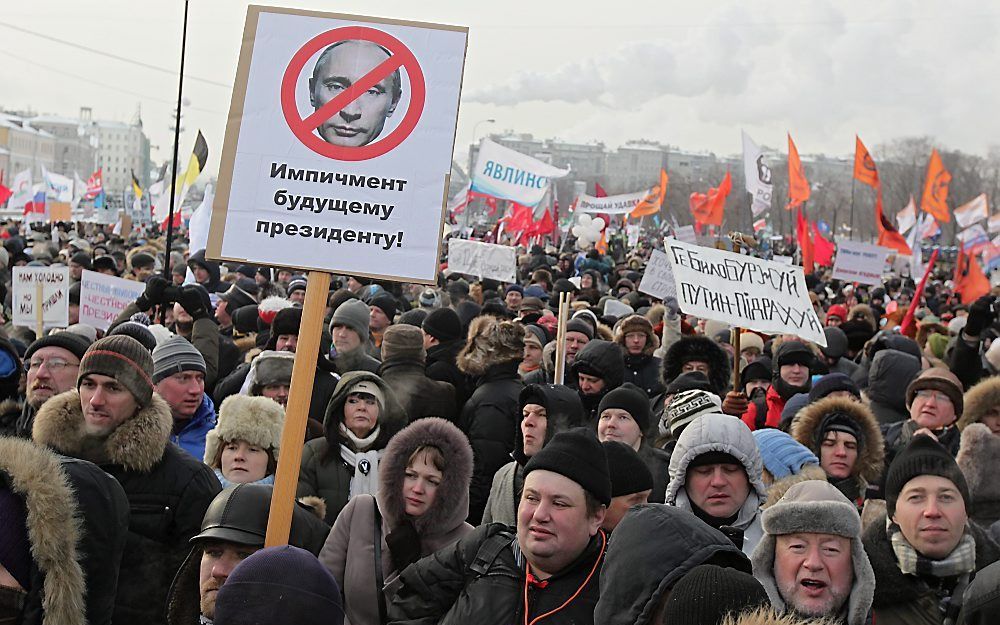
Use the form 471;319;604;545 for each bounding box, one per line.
3;0;997;177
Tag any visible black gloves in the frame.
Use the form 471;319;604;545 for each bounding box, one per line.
385;519;421;572
135;276;172;311
177;285;213;321
964;295;996;338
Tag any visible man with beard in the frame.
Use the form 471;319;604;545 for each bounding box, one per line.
736;341;815;431
12;332;92;438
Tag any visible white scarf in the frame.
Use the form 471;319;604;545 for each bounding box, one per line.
339;424;382;498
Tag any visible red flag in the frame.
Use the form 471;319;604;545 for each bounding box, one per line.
0;183;11;207
853;136;880;188
875;187;912;255
501;203;534;233
954;244;991;304
594;183;608;198
921;149;951;223
796;207;814;273
689;170;731;226
787;134;811;209
811;221;835;266
899;248;939;338
85;168;103;200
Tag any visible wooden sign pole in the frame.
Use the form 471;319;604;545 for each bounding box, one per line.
553;292;571;385
265;270;330;547
731;327;742;392
35;282;44;339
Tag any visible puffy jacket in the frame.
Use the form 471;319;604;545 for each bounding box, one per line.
378;357;457;423
622;353;665;398
426;340;472;409
866;349;921;425
32;391;221;625
388;523;606;625
170;393;217;461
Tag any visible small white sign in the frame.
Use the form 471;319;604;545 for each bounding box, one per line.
13;266;70;329
637;249;677;301
831;241;891;285
447;239;517;282
79;270;148;332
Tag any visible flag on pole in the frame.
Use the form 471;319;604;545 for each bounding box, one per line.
153;130;209;226
753;217;767;233
852;136;880;188
9;169;32;211
41;165;73;203
787;134;810;209
811;221;835;266
896;195;917;234
0;171;11;206
954;244;991;304
84;168;103;200
899;248;939;338
630;169;668;219
906;212;924;278
875;187;912;254
447;181;471;216
918;213;940;239
954;193;989;229
741;131;773;217
920;148;951;223
689;170;731;226
796;207;814;273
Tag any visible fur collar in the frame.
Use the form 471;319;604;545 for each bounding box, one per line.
957;423;1000;509
375;417;473;537
32;390;173;473
791;396;885;486
0;437;85;625
959;375;1000;431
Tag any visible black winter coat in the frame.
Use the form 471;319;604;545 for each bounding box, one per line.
426;340;472;409
379;357;457;422
638;442;671;504
389;523;605;625
866;349;921;425
623;353;664;398
458;363;524;524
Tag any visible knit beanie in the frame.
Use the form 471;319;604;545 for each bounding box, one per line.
565;318;595;340
0;487;31;591
927;333;949;361
603;441;653;497
522;324;548;350
370;293;397;321
665;371;715;395
346;380;385;413
598;383;651;432
107;313;158;353
152;335;207;383
381;324;425;362
286;276;308;297
524;427;611;505
660;564;769;625
816;411;865;451
396;308;426;328
905;367;964;416
740;358;772;388
752;429;819;480
422;307;462;343
666;389;724;436
330;299;370;340
808;372;861;402
78;335;154;407
213;545;344;625
70;251;92;270
24;331;92;362
774;340;814;368
885;434;970;517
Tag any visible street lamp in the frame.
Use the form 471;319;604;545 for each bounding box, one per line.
473;118;495;145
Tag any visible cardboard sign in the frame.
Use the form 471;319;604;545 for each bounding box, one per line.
637;249;677;301
447;239;516;282
831;241;891;285
208;6;468;283
663;238;826;346
79;270;147;332
13;266;70;329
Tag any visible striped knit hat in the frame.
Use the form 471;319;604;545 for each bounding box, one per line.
152;336;207;383
78;335;155;407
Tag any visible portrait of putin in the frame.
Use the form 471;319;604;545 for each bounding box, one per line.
308;39;403;147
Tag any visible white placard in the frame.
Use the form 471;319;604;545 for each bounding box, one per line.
674;225;697;244
663;238;826;346
447;239;517;282
13;266;70;329
831;241;892;285
637;249;677;300
79;270;147;332
208;7;468;283
574;190;648;215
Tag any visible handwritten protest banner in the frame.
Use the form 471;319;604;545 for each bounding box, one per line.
79;270;148;332
831;241;891;285
637;249;677;300
447;239;517;282
663;238;826;346
13;266;69;330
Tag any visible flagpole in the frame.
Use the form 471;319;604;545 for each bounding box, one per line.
163;0;189;284
849;176;856;241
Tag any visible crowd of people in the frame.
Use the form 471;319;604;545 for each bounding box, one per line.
1;220;999;625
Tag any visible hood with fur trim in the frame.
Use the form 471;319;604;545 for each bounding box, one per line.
722;607;842;625
457;316;525;377
0;436;85;625
959;375;1000;431
614;314;660;357
791;396;884;488
376;417;473;537
848;304;877;332
32;390;172;472
957;423;1000;527
323;370;407;451
204;395;285;468
662;335;731;396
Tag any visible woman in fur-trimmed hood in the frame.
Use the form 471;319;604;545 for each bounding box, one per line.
957;374;1000;432
204;395;284;488
318;417;473;625
792;396;884;506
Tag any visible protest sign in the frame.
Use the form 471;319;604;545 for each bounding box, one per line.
79;270;147;332
208;6;468;283
470;139;570;208
626;224;640;248
772;255;793;265
637;249;677;300
13;266;69;330
674;224;697;244
574;190;648;215
447;239;516;282
831;241;891;285
663;238;826;346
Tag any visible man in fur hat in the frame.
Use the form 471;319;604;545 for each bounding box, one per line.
615;314;664;398
32;335;222;625
752;480;875;625
661;335;732;398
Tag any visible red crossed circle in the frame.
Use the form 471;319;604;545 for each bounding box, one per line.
280;25;425;161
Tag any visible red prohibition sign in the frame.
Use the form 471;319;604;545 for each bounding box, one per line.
280;25;426;161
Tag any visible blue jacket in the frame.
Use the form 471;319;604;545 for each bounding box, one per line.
170;394;216;461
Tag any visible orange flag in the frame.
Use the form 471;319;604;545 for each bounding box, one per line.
920;148;952;223
787;134;810;209
875;187;912;255
630;169;668;218
689;170;732;226
853;136;879;188
954;244;991;304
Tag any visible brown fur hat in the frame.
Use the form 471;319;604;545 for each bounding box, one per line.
614;314;660;356
958;375;1000;431
457;316;525;376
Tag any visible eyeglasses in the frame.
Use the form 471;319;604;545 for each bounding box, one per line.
915;389;953;405
24;357;80;373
